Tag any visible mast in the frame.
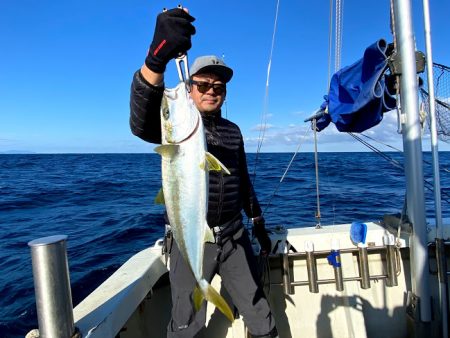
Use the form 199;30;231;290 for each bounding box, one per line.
392;0;431;325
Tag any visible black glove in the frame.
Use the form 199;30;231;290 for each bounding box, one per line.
145;8;196;73
252;216;271;256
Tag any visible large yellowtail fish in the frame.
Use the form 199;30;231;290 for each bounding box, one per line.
154;81;234;322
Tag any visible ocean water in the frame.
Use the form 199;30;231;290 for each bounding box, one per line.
1;152;449;338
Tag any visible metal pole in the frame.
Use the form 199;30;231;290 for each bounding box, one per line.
422;0;448;334
392;0;431;322
305;241;319;293
28;235;75;338
331;238;344;292
312;118;321;227
384;233;398;287
423;0;444;241
281;253;294;295
358;245;371;289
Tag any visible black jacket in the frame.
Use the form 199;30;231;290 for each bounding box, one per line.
129;71;262;227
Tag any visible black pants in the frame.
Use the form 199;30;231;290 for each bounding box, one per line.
167;226;276;337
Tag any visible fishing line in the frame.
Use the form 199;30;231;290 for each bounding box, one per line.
222;53;229;120
262;127;311;216
252;0;281;182
318;154;338;225
224;100;228;119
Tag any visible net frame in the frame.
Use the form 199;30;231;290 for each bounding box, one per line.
420;63;450;142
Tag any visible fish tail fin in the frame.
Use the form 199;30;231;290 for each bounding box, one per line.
194;279;234;322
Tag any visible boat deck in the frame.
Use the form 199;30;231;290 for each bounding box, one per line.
71;220;450;337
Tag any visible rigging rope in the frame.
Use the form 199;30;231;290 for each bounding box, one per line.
312;119;322;227
310;0;345;225
348;133;403;168
327;0;334;88
348;132;450;204
359;132;450;173
358;133;402;152
334;0;344;72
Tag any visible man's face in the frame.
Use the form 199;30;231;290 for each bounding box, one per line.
189;73;226;114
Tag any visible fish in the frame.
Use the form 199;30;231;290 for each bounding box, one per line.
154;82;234;322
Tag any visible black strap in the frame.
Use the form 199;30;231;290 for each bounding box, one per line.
162;228;173;266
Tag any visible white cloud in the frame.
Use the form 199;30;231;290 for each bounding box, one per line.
243;102;450;152
251;123;275;132
244;110;407;152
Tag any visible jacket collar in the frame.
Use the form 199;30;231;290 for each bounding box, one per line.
201;110;222;123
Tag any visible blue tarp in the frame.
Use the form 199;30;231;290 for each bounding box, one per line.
316;39;397;132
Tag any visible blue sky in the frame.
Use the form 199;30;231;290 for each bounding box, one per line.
1;0;449;153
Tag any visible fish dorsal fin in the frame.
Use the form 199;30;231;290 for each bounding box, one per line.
154;144;179;158
204;224;215;243
204;152;231;174
154;188;165;204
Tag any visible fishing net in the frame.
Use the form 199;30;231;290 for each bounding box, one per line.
420;63;450;142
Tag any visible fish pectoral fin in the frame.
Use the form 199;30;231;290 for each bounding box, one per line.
205;152;231;175
154;144;179;158
198;279;234;322
154;188;165;204
204;225;215;243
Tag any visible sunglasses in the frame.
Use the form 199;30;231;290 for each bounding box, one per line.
190;80;226;95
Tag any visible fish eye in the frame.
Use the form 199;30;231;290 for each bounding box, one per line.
163;108;170;120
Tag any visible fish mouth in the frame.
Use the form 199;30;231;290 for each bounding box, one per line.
167;114;201;144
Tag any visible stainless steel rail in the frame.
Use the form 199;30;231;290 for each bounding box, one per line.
276;245;398;292
28;235;76;338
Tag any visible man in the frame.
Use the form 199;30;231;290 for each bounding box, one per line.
129;7;278;338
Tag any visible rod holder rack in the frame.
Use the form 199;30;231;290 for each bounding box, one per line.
277;244;399;294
